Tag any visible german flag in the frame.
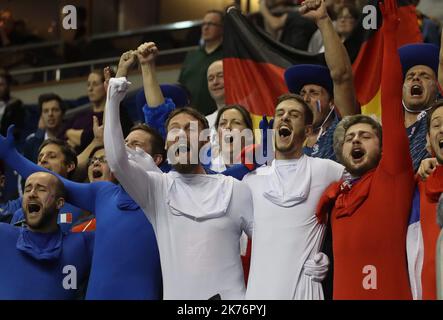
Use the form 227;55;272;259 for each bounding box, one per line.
223;7;322;128
223;1;422;123
347;0;422;118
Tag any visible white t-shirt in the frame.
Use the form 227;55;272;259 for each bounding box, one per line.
127;171;253;300
104;78;254;300
243;155;344;299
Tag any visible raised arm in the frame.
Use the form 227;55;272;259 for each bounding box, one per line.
379;0;412;174
137;42;165;108
1;126;42;180
104;77;159;223
73;115;103;182
115;50;137;78
0;126;99;212
300;0;357;117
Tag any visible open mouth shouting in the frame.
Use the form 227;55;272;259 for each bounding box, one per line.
92;168;103;180
410;84;424;98
438;138;443;154
350;147;366;164
277;124;292;143
27;201;42;217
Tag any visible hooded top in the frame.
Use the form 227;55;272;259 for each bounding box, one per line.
0;223;93;299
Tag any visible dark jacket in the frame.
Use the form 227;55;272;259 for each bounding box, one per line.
0;98;25;141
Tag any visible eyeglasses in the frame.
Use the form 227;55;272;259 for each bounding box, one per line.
88;156;107;166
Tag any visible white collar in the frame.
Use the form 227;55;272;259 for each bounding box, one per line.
167;172;234;221
262;155;311;207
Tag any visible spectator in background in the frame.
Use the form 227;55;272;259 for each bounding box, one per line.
206;60;226;127
414;0;441;46
250;0;317;51
0;10;40;47
308;1;358;53
23;93;66;163
178;10;224;116
0;69;24;141
0;69;24;201
0;9;14;47
8;20;41;46
64;69;132;154
211;104;254;172
335;4;359;40
309;3;359;53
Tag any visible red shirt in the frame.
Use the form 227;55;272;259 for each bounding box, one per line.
418;167;443;299
324;22;414;299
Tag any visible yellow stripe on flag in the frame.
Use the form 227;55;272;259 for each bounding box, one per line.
360;88;382;122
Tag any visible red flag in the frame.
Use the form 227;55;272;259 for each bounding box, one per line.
224;2;422;122
347;0;422;117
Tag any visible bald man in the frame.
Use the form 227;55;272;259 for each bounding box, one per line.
0;172;93;299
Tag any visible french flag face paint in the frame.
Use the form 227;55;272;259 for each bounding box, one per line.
316;100;322;113
58;213;72;224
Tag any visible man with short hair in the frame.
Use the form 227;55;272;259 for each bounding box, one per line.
0;171;93;299
244;93;344;299
104;76;254;299
206;59;226;148
207;60;225;113
23;93;66;163
316;2;414;299
8;139;85;232
179;10;224;115
407;99;443;300
399;42;441;171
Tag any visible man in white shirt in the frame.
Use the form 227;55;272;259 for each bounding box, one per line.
244;93;345;299
104;77;254;300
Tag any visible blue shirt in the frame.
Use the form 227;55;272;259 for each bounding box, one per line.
407;111;429;172
304;117;339;161
78;182;162;300
2;149;162;300
0;197;22;218
0;223;93;299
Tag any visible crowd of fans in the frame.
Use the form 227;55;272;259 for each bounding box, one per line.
0;0;442;300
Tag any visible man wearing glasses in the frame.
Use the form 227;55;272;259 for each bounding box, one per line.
179;10;224;116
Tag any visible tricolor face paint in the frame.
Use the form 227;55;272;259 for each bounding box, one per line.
300;84;331;128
